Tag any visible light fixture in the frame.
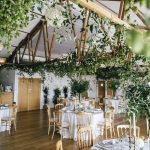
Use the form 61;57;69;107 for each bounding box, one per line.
0;43;3;51
0;57;6;63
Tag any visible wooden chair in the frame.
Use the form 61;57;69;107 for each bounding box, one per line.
98;108;115;139
47;105;55;135
55;103;64;111
76;112;92;129
1;105;17;134
56;140;63;150
52;110;70;139
117;125;140;138
89;100;96;108
104;99;112;111
61;99;68;107
77;126;93;150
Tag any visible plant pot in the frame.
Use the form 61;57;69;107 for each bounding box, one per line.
43;104;48;111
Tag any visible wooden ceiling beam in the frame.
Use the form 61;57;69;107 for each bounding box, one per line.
71;0;131;28
7;19;45;63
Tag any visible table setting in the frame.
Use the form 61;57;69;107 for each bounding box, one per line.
61;101;104;140
91;138;150;150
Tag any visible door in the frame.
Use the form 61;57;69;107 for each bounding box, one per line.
98;81;105;99
18;78;41;112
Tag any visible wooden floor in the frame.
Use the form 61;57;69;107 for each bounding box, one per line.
0;110;147;150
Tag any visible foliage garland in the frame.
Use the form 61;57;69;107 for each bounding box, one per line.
0;0;33;50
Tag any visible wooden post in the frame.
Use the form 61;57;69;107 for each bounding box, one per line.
118;0;125;19
70;0;131;28
42;23;48;61
49;31;56;58
45;21;51;60
33;28;42;62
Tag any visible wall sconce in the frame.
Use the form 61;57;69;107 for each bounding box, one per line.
100;83;103;86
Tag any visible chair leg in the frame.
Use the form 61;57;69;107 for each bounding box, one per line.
52;124;55;139
105;128;107;139
48;122;50;135
61;127;63;140
5;121;7;131
110;127;112;138
14;120;16;131
112;125;115;136
8;121;11;134
69;127;71;139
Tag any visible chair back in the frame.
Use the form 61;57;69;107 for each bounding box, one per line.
76;112;92;129
77;126;93;149
9;105;17;119
53;111;63;125
61;99;68;107
89;100;96;108
56;140;63;150
47;105;52;120
55;103;64;110
117;125;140;138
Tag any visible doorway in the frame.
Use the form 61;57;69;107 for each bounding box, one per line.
18;78;41;112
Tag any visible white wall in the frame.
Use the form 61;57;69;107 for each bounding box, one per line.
41;73;98;107
0;69;98;109
0;69;15;90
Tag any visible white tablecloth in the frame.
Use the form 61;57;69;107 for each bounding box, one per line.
0;108;9;132
91;139;150;150
111;99;124;114
105;99;124;114
62;110;104;141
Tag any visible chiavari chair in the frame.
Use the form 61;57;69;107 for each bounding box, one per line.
55;103;64;111
1;105;17;134
77;126;93;150
76;112;92;130
117;125;140;138
47;105;55;135
98;108;115;139
52;110;70;139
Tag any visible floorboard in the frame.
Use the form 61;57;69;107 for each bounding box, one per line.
0;110;147;150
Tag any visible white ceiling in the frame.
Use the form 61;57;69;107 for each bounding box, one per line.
0;1;149;59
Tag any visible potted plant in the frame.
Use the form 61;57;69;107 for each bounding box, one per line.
53;88;61;105
63;86;68;98
70;79;89;101
43;87;49;110
109;79;120;97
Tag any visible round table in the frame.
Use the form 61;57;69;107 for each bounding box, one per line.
62;109;104;141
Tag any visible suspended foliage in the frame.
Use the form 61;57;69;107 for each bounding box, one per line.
0;0;34;50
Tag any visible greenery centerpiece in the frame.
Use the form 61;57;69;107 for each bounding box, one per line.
70;79;89;101
53;88;61;105
109;79;120;97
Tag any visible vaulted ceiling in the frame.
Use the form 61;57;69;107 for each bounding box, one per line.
0;0;149;63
